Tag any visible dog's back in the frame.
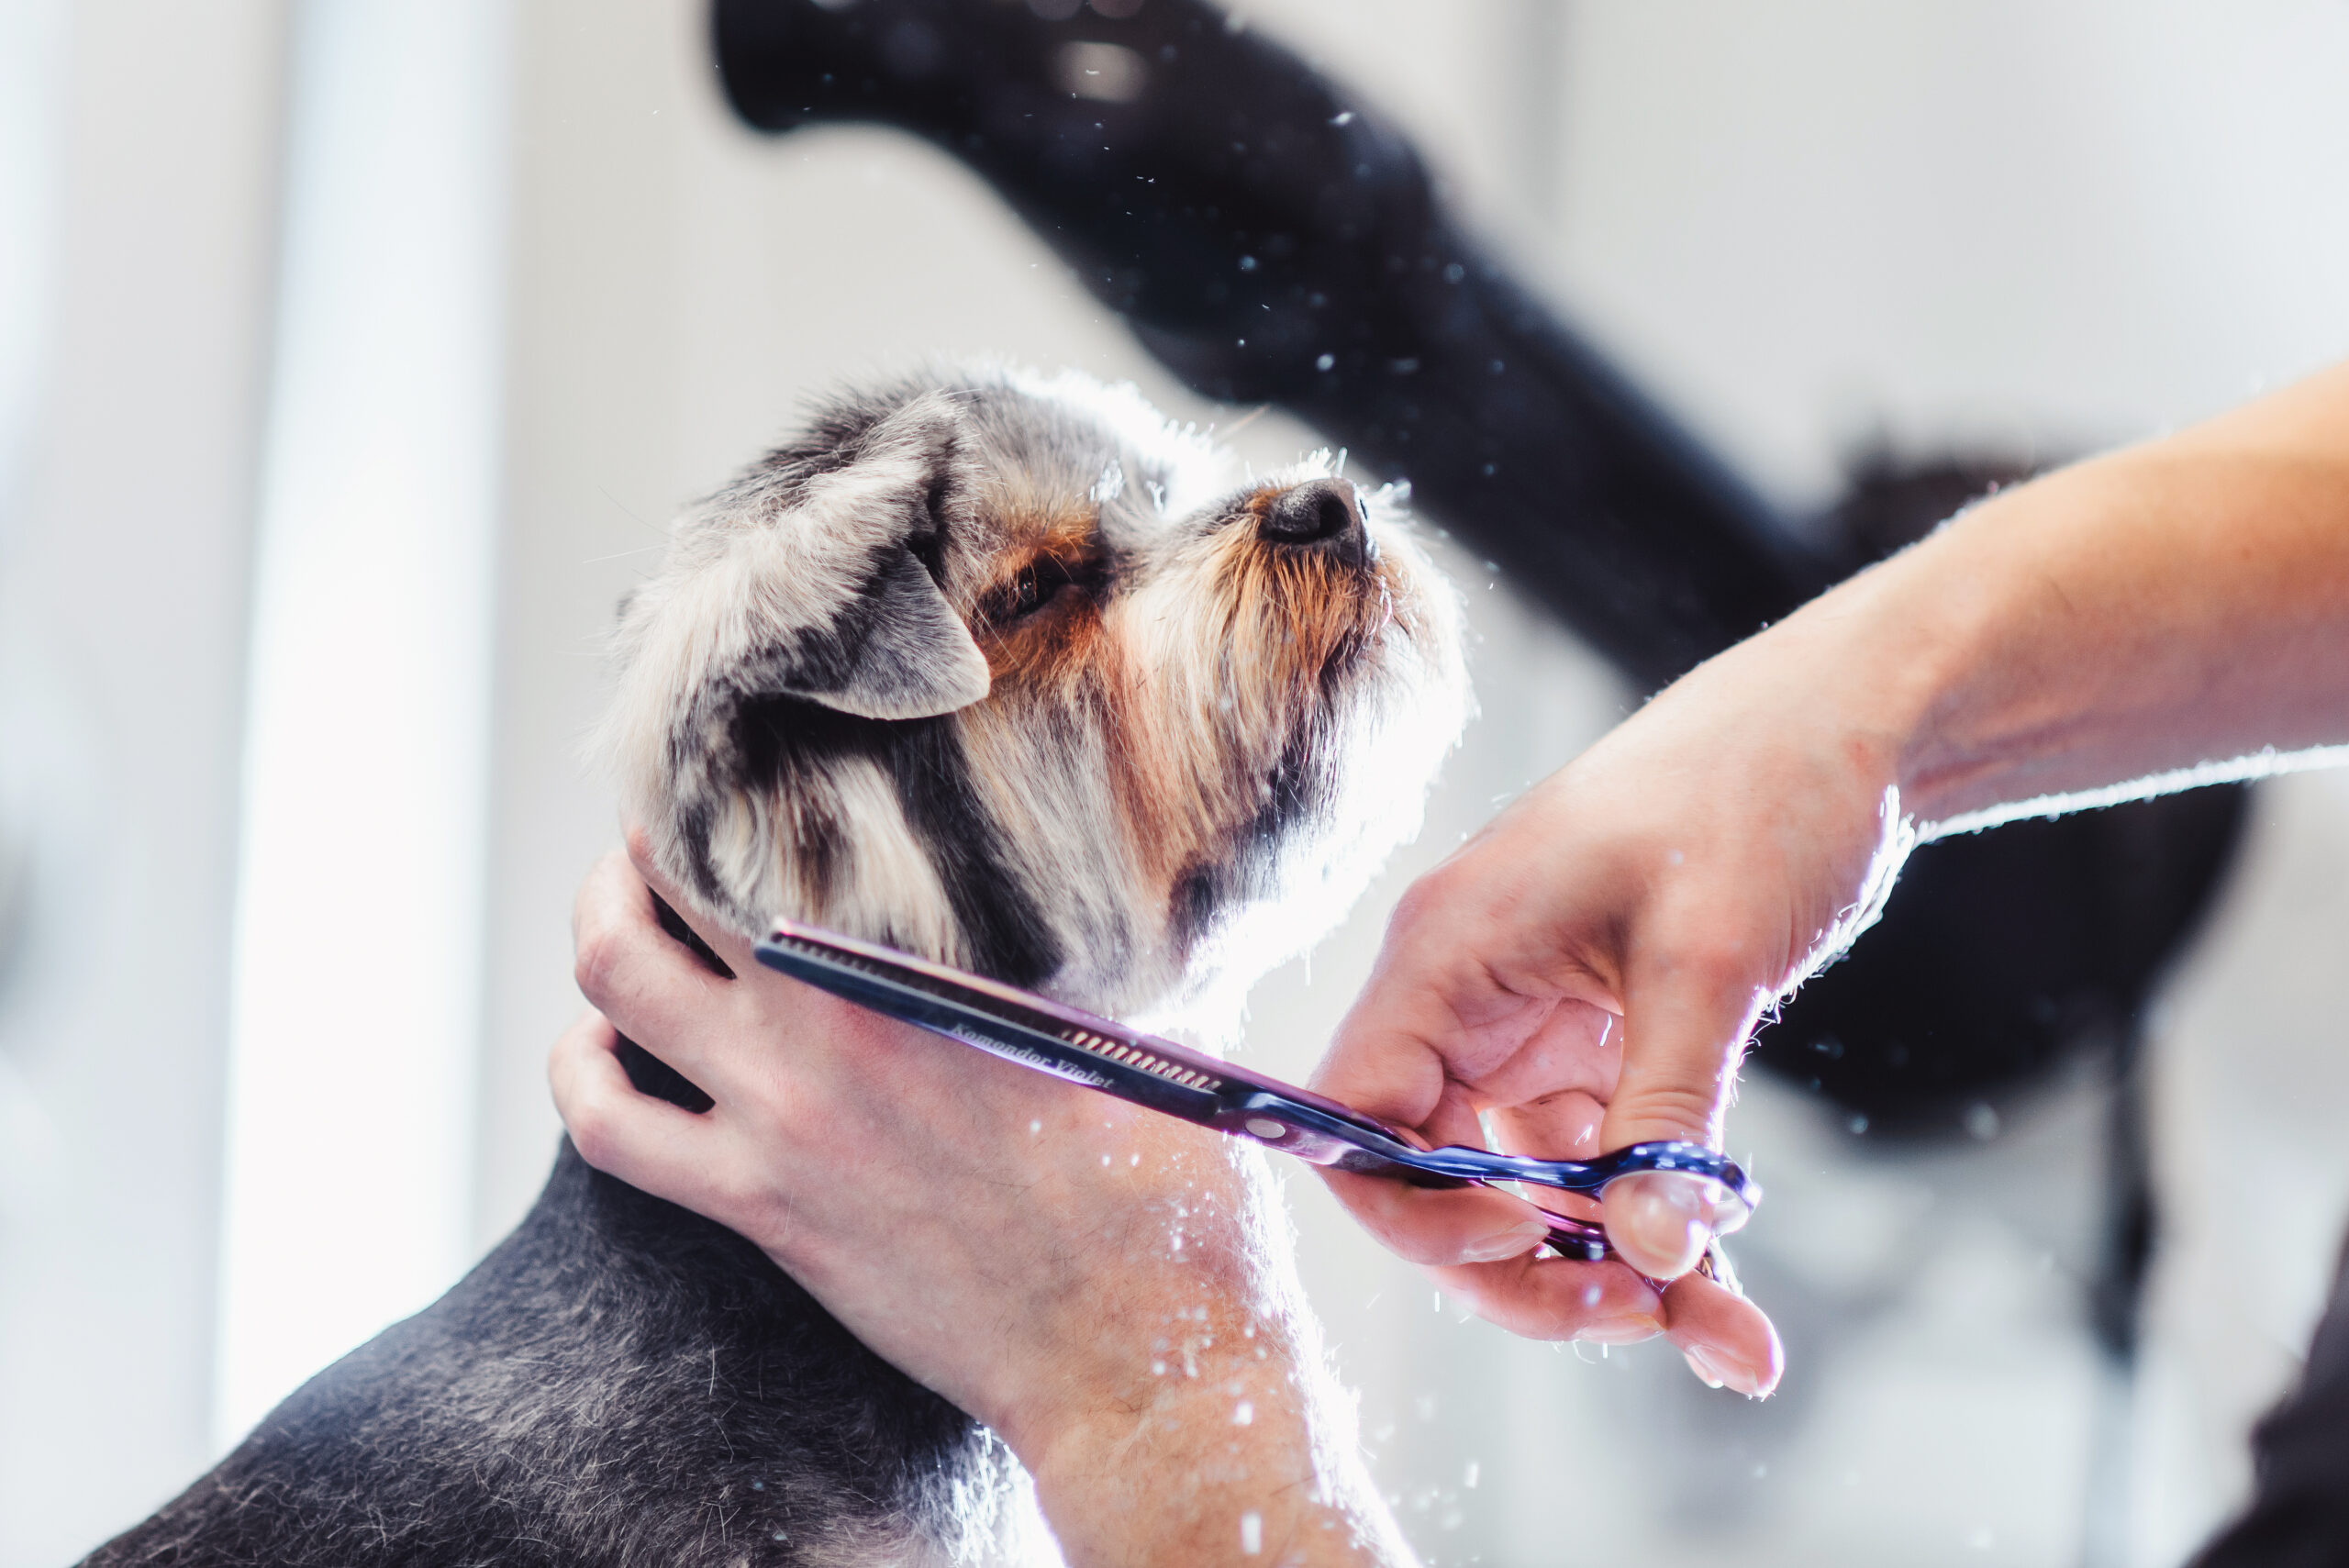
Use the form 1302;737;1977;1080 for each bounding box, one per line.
82;367;1462;1566
87;1115;1015;1566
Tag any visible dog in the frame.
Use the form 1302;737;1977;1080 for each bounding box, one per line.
81;364;1465;1565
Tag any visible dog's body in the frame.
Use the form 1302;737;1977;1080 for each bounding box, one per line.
87;1145;1019;1566
83;367;1464;1566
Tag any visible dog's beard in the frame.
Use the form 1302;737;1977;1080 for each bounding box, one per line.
1085;492;1464;1032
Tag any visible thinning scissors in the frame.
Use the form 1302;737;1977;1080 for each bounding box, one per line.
755;917;1756;1285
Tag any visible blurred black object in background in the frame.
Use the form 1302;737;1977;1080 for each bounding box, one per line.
716;0;1827;690
710;0;2246;1156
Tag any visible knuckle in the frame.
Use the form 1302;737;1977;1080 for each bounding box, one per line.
573;922;625;1004
1656;932;1752;987
1639;1079;1727;1123
707;1168;768;1231
1387;866;1469;937
1640;933;1773;1021
622;826;657;873
564;1095;621;1170
1615;1081;1728;1144
1386;876;1442;931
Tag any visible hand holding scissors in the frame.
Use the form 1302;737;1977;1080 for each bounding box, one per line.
753;917;1758;1288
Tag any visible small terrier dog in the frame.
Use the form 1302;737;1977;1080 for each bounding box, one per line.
83;366;1465;1565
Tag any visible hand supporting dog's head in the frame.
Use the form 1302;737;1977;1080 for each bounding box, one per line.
603;366;1465;1023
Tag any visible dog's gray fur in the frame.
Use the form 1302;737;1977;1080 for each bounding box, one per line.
81;366;1463;1566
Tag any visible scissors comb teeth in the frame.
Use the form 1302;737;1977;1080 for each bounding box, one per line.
756;922;1233;1113
1069;1029;1222;1091
754;918;1757;1283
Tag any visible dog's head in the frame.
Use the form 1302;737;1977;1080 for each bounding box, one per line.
604;366;1464;1020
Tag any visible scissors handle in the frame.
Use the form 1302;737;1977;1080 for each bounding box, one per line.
1208;1088;1750;1276
1209;1086;1747;1199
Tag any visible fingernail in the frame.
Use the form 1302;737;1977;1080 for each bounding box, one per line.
1458;1219;1551;1264
1603;1172;1717;1279
1576;1311;1663;1346
1683;1344;1767;1397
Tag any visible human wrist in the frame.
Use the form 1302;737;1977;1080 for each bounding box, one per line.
991;1224;1403;1568
1737;483;2043;832
1836;542;1990;827
1019;1320;1400;1568
1867;457;2162;827
1687;548;1944;825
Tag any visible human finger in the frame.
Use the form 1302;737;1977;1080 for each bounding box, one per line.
1486;1088;1608;1165
1662;1272;1784;1398
1312;1073;1557;1266
1310;995;1470;1140
624;828;762;979
1310;993;1554;1270
1425;1252;1664;1343
571;852;738;1079
548;1009;734;1214
1317;1168;1555;1268
1596;940;1769;1279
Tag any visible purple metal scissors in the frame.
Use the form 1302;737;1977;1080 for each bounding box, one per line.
755;917;1756;1285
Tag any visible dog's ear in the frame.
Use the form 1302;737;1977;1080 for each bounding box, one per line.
775;541;988;723
603;392;993;866
708;393;990;724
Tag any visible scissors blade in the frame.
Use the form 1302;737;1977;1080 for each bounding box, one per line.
756;918;1233;1121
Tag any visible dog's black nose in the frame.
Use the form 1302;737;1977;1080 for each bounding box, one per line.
1259;477;1364;548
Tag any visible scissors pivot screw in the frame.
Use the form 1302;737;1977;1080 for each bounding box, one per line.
1245;1117;1288;1139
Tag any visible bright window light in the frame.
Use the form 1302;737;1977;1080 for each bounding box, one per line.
217;0;507;1451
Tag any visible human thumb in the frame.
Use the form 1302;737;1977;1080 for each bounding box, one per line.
1597;951;1768;1279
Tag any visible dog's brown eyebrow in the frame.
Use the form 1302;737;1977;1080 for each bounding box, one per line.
972;496;1102;588
1001;505;1098;554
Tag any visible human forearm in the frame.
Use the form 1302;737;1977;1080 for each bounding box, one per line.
1802;360;2349;830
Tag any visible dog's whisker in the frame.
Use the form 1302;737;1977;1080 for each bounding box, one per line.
591;479;670;538
1218;403;1276;439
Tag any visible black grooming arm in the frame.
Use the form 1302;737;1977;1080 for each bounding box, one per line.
708;0;2245;1143
712;0;1833;693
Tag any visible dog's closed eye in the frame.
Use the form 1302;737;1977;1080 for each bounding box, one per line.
985;553;1085;628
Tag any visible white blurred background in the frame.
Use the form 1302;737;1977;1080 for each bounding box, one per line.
3;3;2347;1564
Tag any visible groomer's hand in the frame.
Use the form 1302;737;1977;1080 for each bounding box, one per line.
1314;601;1917;1398
1332;358;2349;1397
552;840;1415;1568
